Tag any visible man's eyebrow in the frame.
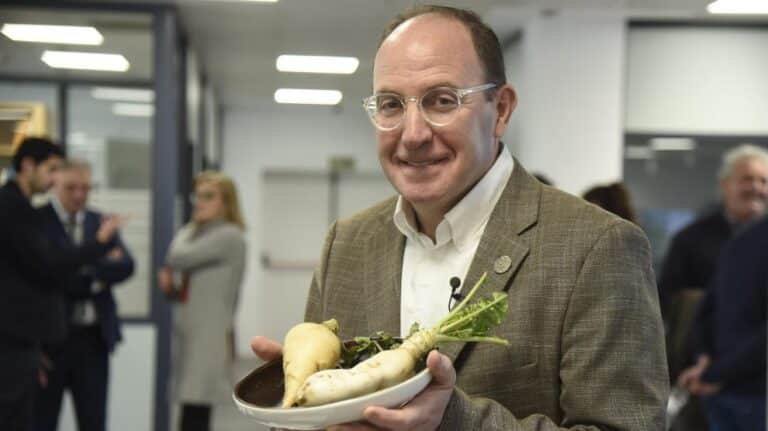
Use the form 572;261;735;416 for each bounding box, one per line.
374;82;459;95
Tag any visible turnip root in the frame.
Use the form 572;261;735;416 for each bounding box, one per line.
281;318;341;407
295;273;508;407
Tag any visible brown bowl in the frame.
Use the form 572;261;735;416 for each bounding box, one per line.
234;357;284;407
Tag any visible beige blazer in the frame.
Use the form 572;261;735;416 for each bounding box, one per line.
305;162;669;430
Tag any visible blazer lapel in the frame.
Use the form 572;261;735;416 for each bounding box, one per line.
363;205;406;337
439;161;541;363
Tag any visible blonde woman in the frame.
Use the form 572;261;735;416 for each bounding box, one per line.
158;171;246;431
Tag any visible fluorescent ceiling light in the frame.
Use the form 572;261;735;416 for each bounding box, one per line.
92;87;154;102
649;137;697;151
112;103;154;117
274;88;343;105
41;50;129;72
707;0;768;14
276;55;359;74
1;23;103;45
625;146;654;160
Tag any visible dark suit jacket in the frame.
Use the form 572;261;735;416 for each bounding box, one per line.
694;216;767;395
658;210;732;313
305;163;669;430
0;181;112;398
38;203;134;352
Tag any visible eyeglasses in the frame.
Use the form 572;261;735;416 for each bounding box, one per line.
362;83;497;131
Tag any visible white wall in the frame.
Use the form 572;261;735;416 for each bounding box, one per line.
223;104;382;357
626;26;768;135
500;11;626;195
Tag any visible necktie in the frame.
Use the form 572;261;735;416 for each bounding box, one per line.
65;215;77;241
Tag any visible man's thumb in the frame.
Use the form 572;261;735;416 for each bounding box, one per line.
426;350;456;387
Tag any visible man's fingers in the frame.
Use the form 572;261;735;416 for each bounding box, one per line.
426;350;456;387
250;336;282;361
328;423;381;431
364;406;418;429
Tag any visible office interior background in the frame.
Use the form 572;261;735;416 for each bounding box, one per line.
0;0;766;430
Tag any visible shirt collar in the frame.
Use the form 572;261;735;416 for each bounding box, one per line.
393;145;514;251
51;196;85;225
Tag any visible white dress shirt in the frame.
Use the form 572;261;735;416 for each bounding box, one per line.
394;146;514;336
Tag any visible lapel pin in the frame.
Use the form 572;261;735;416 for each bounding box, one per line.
494;255;512;274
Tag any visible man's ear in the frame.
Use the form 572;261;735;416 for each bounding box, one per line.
493;84;517;139
19;157;35;176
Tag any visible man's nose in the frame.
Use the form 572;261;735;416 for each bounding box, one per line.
400;101;432;150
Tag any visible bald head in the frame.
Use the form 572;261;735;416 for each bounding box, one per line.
375;14;485;93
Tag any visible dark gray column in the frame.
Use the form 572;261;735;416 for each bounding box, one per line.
152;8;182;431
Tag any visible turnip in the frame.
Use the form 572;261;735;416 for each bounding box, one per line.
294;273;508;407
281;318;342;408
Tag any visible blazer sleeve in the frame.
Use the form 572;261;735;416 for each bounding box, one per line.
6;212;111;289
305;221;337;324
92;233;136;284
166;223;240;271
439;221;670;430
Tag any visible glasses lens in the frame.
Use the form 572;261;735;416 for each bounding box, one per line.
367;94;403;130
421;88;460;126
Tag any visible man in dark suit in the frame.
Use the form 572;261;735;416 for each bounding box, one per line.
35;159;134;431
0;138;121;431
679;216;767;430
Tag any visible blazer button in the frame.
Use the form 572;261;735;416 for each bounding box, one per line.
494;255;512;274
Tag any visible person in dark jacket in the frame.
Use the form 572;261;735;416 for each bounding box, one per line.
678;216;767;430
35;159;134;431
662;144;768;430
0;138;120;431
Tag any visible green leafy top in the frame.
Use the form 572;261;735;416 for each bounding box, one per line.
339;331;401;368
434;273;510;346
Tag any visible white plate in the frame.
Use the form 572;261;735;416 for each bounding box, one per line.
233;368;432;430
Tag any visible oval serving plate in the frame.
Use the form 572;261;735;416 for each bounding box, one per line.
233;356;431;430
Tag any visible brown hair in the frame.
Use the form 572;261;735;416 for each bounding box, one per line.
379;5;507;88
194;171;246;230
583;182;637;224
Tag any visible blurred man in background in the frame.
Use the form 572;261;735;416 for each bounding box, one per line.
678;215;767;430
660;144;768;430
0;138;120;431
35;159;134;431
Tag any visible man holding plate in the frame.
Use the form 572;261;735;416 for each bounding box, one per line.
251;5;669;430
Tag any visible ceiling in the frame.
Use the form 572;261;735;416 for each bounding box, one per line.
0;6;152;81
1;0;765;110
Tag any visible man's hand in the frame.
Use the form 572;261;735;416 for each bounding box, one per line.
107;247;124;260
38;353;53;388
96;214;124;244
677;355;722;396
328;350;456;431
250;335;283;362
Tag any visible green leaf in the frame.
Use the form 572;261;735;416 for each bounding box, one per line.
439;291;509;340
